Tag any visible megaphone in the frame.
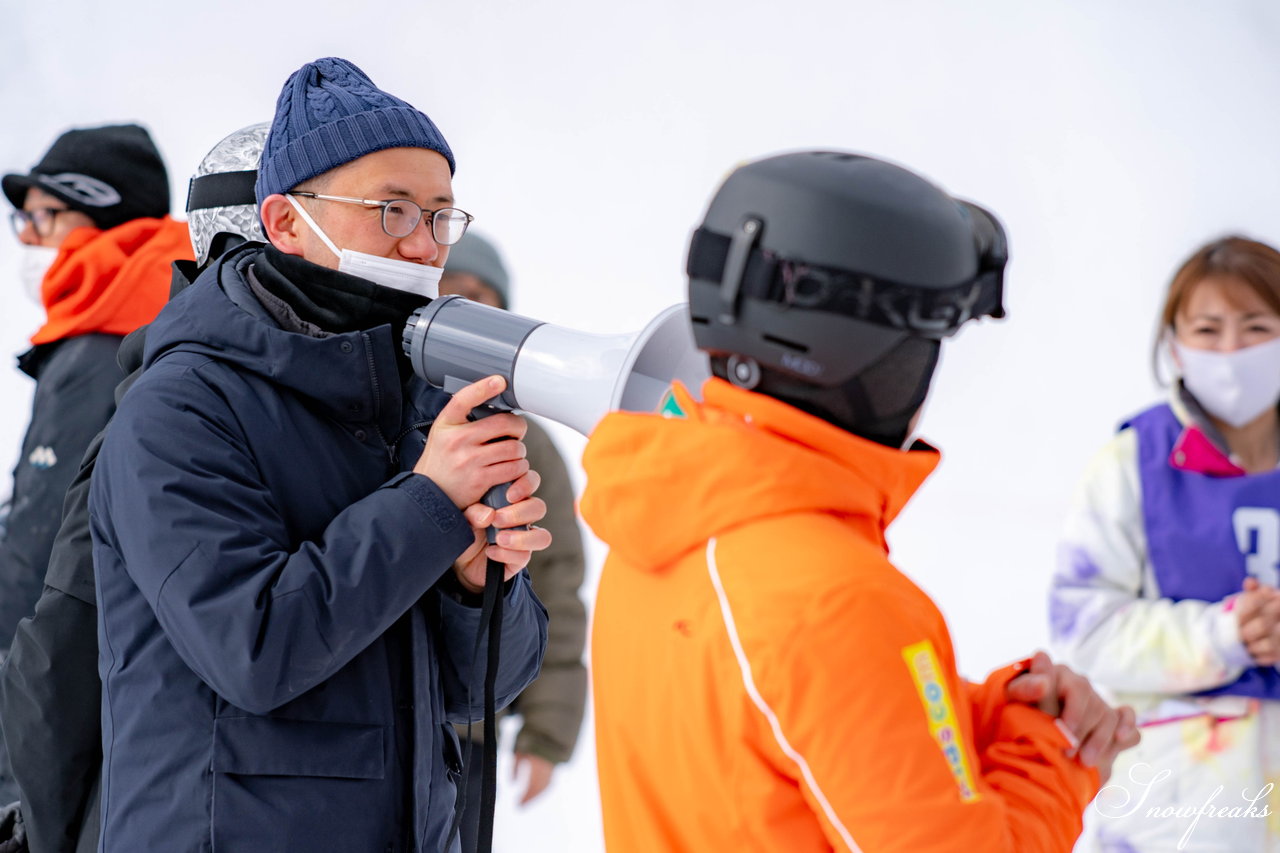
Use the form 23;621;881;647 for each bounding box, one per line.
402;296;708;850
402;296;711;435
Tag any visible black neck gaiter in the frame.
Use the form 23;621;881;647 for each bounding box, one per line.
253;246;428;338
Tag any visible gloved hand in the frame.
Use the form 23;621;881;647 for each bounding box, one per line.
0;800;28;853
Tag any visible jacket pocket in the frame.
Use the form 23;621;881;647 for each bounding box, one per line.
213;715;385;779
211;717;394;851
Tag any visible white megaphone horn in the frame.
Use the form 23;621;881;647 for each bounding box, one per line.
402;296;711;435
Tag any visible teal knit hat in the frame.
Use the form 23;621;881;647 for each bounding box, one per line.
255;56;454;205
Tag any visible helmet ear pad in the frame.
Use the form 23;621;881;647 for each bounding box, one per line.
713;333;940;448
834;335;940;446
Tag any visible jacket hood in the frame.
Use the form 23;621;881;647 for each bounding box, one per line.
142;243;419;434
579;378;939;569
31;216;193;346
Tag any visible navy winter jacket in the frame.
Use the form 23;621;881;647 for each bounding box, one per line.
89;245;548;852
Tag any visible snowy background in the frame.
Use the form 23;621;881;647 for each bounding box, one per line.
3;2;1280;850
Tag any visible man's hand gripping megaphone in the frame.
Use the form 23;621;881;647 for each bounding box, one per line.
412;373;547;593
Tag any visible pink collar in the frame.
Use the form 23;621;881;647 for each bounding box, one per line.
1169;425;1246;477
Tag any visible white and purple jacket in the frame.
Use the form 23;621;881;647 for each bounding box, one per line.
1052;393;1280;851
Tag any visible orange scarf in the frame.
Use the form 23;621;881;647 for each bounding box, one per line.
31;216;195;346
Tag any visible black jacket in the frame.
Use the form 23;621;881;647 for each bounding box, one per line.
0;334;124;652
1;249;548;852
0;264;184;853
91;245;545;852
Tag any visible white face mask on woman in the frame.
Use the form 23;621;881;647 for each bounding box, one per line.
19;245;59;306
285;195;441;298
1173;337;1280;428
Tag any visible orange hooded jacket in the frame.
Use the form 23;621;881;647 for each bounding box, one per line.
581;379;1099;852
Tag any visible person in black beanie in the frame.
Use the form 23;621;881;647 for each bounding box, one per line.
3;124;171;235
0;123;187;653
0;124;192;808
89;57;548;853
0;123;270;853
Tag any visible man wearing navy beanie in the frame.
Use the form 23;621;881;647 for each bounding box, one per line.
89;57;549;853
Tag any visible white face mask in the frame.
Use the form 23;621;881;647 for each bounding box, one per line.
1173;337;1280;428
19;246;59;306
286;195;441;298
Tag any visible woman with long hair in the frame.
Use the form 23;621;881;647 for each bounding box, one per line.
1052;235;1280;851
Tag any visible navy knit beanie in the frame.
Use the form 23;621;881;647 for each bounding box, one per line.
255;57;455;206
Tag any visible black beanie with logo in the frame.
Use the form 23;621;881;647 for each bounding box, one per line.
2;123;170;230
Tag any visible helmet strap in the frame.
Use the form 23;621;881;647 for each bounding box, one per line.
717;216;763;325
185;169;257;212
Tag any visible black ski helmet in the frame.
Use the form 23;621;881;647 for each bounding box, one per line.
686;151;1007;446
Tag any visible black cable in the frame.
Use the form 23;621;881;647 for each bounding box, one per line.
476;557;504;853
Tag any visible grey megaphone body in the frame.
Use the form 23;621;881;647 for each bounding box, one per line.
402;295;711;436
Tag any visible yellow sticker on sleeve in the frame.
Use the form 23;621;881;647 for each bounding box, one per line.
901;640;981;803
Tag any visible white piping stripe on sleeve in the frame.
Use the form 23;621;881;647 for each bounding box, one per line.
705;538;864;853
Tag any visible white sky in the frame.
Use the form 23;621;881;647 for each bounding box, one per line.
2;2;1279;849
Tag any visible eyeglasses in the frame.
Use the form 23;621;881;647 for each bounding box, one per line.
288;192;473;246
9;207;71;239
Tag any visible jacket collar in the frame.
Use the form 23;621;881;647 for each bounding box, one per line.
579;377;940;567
1169;384;1247;477
697;379;940;527
141;244;442;438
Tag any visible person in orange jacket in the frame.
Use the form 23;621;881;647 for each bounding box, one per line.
580;151;1140;852
0;124;191;803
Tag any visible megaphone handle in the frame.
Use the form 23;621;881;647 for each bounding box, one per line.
481;480;529;545
468;405;530;545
